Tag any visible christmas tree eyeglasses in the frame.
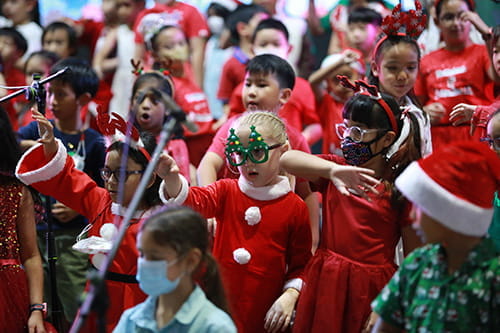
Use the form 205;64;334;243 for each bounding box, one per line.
225;126;282;166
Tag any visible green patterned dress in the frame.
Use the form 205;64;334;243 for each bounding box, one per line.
372;240;500;332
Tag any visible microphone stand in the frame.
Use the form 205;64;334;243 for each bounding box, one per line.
69;110;187;333
1;69;69;332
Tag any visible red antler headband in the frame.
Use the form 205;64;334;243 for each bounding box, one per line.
373;1;427;57
96;107;152;161
337;75;399;136
130;59;176;98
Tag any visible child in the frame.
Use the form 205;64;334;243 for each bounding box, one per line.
197;54;320;250
217;4;269;114
157;111;372;332
41;21;77;59
372;141;500;331
308;49;365;154
113;205;236;332
131;71;191;181
17;57;106;324
1;0;42;64
280;79;422;333
414;0;496;150
227;18;320;144
149;25;214;167
0;27;28;130
133;0;209;87
0;107;46;333
93;0;145;119
369;1;433;157
16;106;163;332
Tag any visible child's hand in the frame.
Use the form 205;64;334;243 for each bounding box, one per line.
155;153;180;180
423;102;446;125
264;288;299;333
329;164;379;200
341;49;360;65
27;310;46;333
52;202;79;223
32;109;58;158
449;103;477;126
459;11;490;35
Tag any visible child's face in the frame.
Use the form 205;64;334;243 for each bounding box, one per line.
412;206;447;244
102;0;118;25
116;0;143;26
43;29;72;59
242;12;269;40
234;126;285;187
327;65;360;102
345;22;378;54
104;150;145;207
0;35;20;63
25;56;51;85
153;27;189;67
242;72;286;112
486;114;500;158
2;0;34;25
47;80;78;121
437;0;471;45
493;38;500;78
371;42;419;102
134;91;167;135
252;28;291;60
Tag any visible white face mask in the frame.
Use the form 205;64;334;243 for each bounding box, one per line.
207;16;224;36
253;46;288;60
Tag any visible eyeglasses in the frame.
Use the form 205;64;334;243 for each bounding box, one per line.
226;143;282;166
100;167;144;182
480;136;500;150
335;123;381;143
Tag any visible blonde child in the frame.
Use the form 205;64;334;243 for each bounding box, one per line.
372;141;500;331
281;81;422;333
156;111;374;332
114;206;236;332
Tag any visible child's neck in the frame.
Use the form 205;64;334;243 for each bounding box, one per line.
55;115;82;134
444;38;472;52
240;39;253;58
443;236;482;275
156;280;193;328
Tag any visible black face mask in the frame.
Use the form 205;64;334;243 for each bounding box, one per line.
340;132;387;166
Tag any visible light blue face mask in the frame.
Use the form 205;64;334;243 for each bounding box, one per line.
136;257;181;297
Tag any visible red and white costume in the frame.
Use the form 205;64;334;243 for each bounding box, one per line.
161;175;312;333
15;141;159;332
292;155;412;333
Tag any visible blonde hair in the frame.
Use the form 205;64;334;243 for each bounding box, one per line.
235;111;288;144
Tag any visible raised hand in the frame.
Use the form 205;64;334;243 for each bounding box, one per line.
449;103;476;126
329;164;380;200
31;109;58;158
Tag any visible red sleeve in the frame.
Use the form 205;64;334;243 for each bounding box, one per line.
181;4;209;39
295;78;319;125
285;200;312;281
217;58;238;101
184;180;227;218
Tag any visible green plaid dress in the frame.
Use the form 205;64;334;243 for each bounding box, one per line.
372;240;500;332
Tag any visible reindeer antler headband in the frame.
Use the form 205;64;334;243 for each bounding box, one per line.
373;1;427;56
337;75;399;135
96;107;152;161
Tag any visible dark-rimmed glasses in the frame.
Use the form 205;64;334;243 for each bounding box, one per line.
100;167;144;182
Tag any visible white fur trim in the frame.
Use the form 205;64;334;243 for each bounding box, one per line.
244;206;261;225
233;248;251;264
238;176;291;201
395;162;493;236
284;278;303;292
111;203;157;219
15;139;67;185
159;175;189;205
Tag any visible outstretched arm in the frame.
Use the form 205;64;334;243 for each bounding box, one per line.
280;150;379;199
155;153;183;199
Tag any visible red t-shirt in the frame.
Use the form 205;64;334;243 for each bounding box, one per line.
227;77;318;131
316;93;344;155
414;44;494;125
3;66;27;131
133;2;209;45
217;48;249;102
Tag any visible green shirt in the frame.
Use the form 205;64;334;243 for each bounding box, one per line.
489;192;500;251
372;239;500;332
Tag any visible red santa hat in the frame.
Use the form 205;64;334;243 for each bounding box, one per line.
395;141;500;237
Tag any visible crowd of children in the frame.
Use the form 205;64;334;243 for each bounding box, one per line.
0;0;499;332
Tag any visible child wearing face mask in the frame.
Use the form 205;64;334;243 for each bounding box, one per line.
114;206;236;332
372;141;500;331
148;25;214;167
156;110;374;333
280;79;423;333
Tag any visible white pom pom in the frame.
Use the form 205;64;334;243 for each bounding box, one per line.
244;206;261;226
91;253;107;269
100;223;118;241
233;248;251;265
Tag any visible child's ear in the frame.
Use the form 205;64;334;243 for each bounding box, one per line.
236;22;248;38
286;44;293;56
184;248;202;274
371;61;379;77
278;88;292;105
382;130;397;148
76;92;92;107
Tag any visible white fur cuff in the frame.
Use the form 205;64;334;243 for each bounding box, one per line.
159;175;189;205
284;278;303;292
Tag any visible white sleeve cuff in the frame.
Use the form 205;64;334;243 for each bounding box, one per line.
159;175;189;205
283;278;303;292
15;138;67;185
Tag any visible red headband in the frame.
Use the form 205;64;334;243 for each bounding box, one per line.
96;107;152;161
337;75;399;136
